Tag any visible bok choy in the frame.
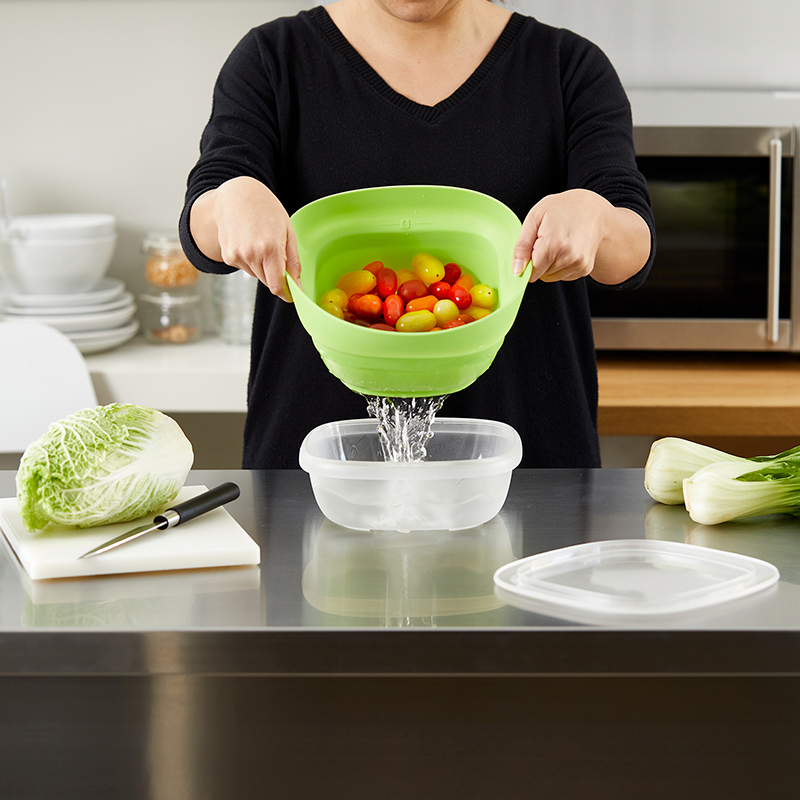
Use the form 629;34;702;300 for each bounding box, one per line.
17;404;193;531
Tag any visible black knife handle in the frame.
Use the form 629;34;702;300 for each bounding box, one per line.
154;482;241;528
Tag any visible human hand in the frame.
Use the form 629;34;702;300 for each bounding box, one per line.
192;176;301;303
512;189;611;284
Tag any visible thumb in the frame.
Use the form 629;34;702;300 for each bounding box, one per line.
284;224;302;300
513;205;543;277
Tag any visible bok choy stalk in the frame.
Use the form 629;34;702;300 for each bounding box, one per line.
683;455;800;525
643;437;747;505
17;404;193;531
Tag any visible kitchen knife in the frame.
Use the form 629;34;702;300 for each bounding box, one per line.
77;482;241;560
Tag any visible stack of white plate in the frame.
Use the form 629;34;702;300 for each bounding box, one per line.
0;277;138;354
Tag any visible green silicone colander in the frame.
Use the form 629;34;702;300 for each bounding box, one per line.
288;185;530;398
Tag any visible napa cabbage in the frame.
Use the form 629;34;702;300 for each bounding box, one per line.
16;404;193;531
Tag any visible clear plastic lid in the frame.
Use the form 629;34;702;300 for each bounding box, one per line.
493;540;779;619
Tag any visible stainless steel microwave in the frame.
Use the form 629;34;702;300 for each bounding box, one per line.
590;89;800;351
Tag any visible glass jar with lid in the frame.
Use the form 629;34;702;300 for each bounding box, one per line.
140;232;202;344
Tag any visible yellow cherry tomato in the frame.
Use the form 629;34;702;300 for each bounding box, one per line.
396;309;436;332
465;305;492;320
470;284;497;309
433;298;459;326
411;252;445;285
395;268;416;285
337;270;377;297
319;288;348;308
320;300;344;319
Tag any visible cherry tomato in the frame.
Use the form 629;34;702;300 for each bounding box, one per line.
347;293;364;315
351;318;371;327
319;288;348;309
470;284;496;309
337;270;377;296
442;318;466;329
456;313;475;324
320;300;344;319
466;305;492;320
433;298;459;326
443;262;462;285
370;322;396;331
406;295;438;313
376;267;397;299
397;279;428;304
429;281;451;300
363;260;384;276
411;252;445;285
454;273;475;291
353;294;383;322
448;284;472;311
383;294;404;327
396;268;416;286
396;309;436;332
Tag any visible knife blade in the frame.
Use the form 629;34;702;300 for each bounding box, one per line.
77;482;241;560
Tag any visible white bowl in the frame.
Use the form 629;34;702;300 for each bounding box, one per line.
299;418;523;532
0;233;117;294
10;213;116;241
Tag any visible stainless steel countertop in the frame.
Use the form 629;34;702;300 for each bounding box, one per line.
1;468;799;676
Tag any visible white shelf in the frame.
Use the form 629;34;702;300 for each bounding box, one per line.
84;335;250;413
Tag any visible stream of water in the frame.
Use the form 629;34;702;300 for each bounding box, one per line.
364;395;448;463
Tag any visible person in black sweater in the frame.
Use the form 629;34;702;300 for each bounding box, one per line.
179;0;655;469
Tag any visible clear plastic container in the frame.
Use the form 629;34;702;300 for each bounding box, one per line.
139;292;202;344
299;418;523;531
212;271;256;344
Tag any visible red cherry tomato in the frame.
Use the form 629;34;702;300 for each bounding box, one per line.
397;279;428;304
456;313;475;324
448;284;472;311
363;260;384;276
443;262;462;285
429;281;451;300
383;294;404;327
347;293;364;315
353;293;383;322
442;318;466;329
376;267;397;299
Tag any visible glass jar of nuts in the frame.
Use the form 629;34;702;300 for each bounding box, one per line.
141;233;201;344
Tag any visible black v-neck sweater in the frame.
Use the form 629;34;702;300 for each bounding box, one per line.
180;7;655;469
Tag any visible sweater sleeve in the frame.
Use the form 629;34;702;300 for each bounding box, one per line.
559;34;656;290
179;30;281;275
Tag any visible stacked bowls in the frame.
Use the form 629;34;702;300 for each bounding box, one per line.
0;213;138;353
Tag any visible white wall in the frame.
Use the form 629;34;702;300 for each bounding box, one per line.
2;0;799;292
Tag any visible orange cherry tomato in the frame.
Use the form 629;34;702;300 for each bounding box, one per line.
363;260;384;276
376;267;397;299
442;318;466;329
406;295;438;313
383;294;404;327
454;273;475;291
353;293;383;322
397;279;428;304
456;313;475;324
396;310;436;332
448;284;472;310
337;270;377;296
443;262;462;285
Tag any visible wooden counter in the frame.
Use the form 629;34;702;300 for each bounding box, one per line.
597;352;800;439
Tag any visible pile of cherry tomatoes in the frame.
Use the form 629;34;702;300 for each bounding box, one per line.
317;252;497;332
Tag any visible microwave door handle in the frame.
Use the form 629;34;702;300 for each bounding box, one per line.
767;137;782;344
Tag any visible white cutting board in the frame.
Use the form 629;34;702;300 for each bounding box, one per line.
0;485;261;580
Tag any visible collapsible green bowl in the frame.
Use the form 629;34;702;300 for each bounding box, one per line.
288;185;529;398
